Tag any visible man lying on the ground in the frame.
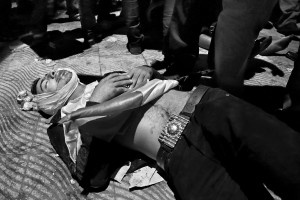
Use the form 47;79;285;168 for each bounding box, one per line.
18;66;300;200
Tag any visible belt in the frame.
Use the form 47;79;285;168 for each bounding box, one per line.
156;85;209;170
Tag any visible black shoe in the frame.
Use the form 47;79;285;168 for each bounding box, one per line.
82;25;105;47
127;36;144;55
277;23;300;35
83;29;97;47
163;54;197;78
151;57;174;70
127;23;144;55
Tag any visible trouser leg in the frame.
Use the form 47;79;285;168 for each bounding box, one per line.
162;0;219;76
30;0;48;35
79;0;97;30
190;88;300;199
286;44;300;105
213;0;277;94
164;0;204;58
122;0;144;54
66;0;79;15
96;0;112;22
162;0;175;37
276;44;300;132
0;0;11;26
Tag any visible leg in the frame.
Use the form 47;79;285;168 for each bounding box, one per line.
286;44;300;105
213;0;277;94
163;0;219;76
191;88;300;199
30;0;48;36
79;0;97;30
122;0;144;54
276;44;300;132
66;0;79;19
0;0;15;41
162;0;175;37
96;0;112;22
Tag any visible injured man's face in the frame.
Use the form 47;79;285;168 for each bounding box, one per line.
35;70;73;94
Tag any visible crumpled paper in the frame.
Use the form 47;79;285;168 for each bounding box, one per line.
112;163;164;189
128;166;164;189
112;162;132;183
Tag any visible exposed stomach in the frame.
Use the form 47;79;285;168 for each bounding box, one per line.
114;90;191;160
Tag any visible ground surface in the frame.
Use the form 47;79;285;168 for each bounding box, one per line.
0;12;298;200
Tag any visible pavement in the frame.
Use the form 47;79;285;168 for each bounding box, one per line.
0;11;299;200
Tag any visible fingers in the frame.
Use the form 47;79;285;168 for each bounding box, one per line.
131;72;150;89
130;72;141;88
105;73;131;82
114;79;133;88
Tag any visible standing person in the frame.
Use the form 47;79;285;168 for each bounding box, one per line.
80;0;124;47
121;0;150;54
122;0;176;55
162;0;277;95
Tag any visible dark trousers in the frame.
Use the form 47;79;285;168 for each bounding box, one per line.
30;0;48;34
0;0;11;27
164;0;277;93
165;88;300;200
122;0;176;43
79;0;111;30
66;0;79;15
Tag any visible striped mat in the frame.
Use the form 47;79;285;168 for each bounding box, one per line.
0;36;174;200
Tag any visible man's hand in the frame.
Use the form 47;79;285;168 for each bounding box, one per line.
90;73;133;103
127;65;154;89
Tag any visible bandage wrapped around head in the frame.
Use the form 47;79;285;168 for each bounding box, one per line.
17;68;79;115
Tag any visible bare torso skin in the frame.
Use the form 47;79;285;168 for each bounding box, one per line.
114;90;191;160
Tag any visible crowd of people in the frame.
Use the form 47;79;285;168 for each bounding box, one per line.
7;0;300;199
1;0;300;91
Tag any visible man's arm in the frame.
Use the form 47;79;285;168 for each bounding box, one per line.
90;66;164;103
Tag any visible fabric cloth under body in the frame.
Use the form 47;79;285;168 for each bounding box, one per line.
164;87;300;200
276;0;300;29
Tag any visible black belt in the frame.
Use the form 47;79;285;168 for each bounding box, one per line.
156;85;209;170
